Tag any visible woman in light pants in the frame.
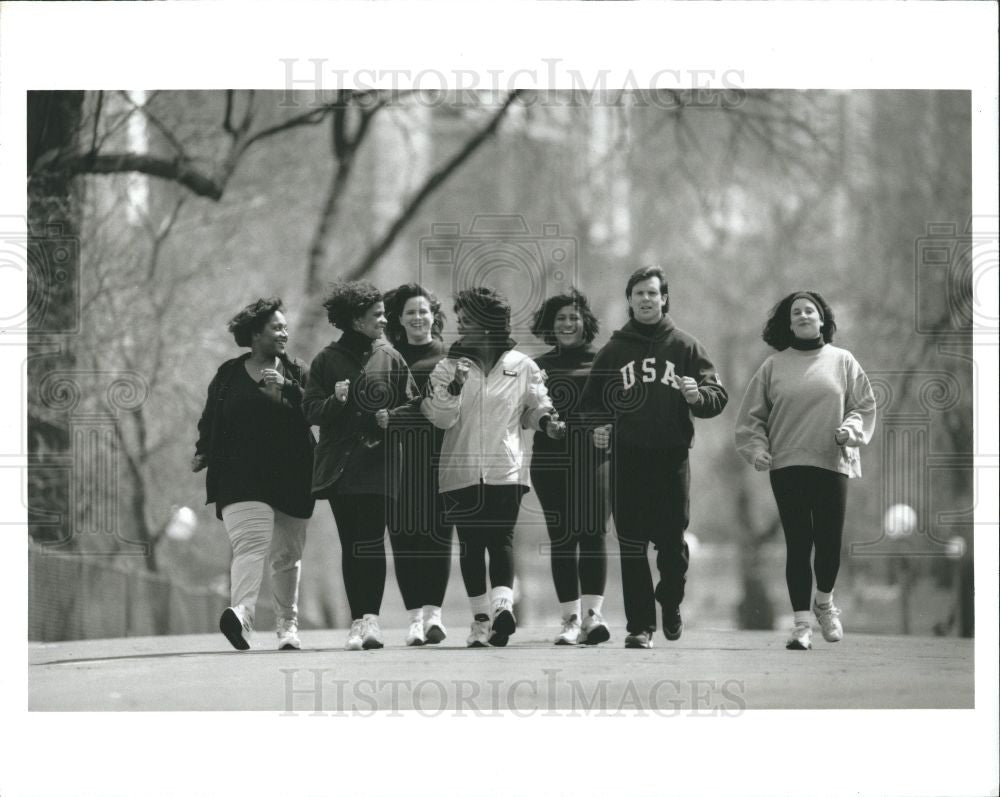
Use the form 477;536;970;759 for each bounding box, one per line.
221;502;307;646
193;297;315;651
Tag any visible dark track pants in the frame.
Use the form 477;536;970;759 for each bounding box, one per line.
611;444;690;634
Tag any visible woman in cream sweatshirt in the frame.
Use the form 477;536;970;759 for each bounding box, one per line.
735;291;876;651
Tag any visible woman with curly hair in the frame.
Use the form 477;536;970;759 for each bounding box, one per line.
529;289;612;646
303;281;417;651
735;291;876;650
382;283;453;645
423;287;564;647
193;297;315;651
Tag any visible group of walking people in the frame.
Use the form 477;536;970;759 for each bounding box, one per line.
193;266;876;653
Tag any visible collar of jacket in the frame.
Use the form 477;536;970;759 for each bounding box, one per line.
334;330;387;360
446;337;517;364
613;314;676;343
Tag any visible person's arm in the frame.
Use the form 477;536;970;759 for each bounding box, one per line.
733;362;773;470
580;349;615;448
421;357;465;430
278;357;308;409
520;360;559;432
192;367;222;471
836;354;877;446
302;350;350;427
683;342;729;418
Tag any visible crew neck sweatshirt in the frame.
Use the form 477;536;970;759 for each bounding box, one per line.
734;344;876;478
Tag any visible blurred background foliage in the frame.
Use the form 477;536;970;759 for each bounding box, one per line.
26;89;974;639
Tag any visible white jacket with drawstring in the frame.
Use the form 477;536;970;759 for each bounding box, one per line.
422;348;554;493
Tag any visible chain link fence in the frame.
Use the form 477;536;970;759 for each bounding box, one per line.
29;544;227;641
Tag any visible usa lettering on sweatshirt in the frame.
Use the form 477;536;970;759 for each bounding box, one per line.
581;314;728;450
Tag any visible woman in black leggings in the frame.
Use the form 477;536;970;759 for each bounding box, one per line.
735;291;876;650
423;288;563;647
383;283;454;646
529;290;611;645
303;282;417;651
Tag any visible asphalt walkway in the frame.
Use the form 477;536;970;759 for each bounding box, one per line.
29;626;973;712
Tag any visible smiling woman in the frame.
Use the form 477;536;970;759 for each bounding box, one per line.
192;296;315;653
302;281;418;652
735;290;876;652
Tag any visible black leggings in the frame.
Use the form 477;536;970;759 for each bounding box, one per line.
769;466;848;612
329;494;388;619
531;459;608;603
389;473;453;610
444;484;523;597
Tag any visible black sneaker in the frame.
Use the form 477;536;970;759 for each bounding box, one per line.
624;630;653;649
662;605;683;641
489;600;516;647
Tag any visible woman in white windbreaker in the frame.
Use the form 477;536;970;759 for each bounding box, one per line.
734;291;876;651
423;287;565;648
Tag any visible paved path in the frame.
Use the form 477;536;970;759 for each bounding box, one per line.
29;627;973;712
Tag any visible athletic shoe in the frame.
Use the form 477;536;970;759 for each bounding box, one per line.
362;617;384;650
345;619;365;651
467;614;490;648
405;619;426;647
424;621;447;645
581;609;611;646
662;605;683;641
786;621;812;650
813;600;844;643
624;630;653;649
489;599;516;647
276;618;301;651
555;614;582;645
220;605;252;651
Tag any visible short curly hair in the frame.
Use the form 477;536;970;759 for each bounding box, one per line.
383;282;446;345
454;287;511;336
227;297;285;347
530;289;599;346
762;290;837;351
626;266;670;316
322;281;383;331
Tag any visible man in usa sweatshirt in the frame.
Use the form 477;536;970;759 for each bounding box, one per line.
581;266;727;648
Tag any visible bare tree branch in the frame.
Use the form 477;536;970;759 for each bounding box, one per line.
342;90;523;281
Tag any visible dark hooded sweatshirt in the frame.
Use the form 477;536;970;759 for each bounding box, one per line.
580;314;728;450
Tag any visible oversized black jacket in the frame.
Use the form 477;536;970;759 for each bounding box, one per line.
303;331;417;497
580;315;728;450
194;352;314;518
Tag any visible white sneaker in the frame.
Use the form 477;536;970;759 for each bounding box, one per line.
467;614;490;648
786;621;813;650
362;617;384;650
405;619;426;647
555;614;582;645
276;618;301;651
345;619;365;651
813;600;844;643
580;609;611;646
489;599;516;647
220;605;252;651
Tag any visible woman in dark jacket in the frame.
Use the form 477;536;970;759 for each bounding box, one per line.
529;289;611;646
383;282;453;646
193;297;315;652
303;281;417;651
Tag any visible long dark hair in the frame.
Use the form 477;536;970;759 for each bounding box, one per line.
762;290;837;351
383;282;445;345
